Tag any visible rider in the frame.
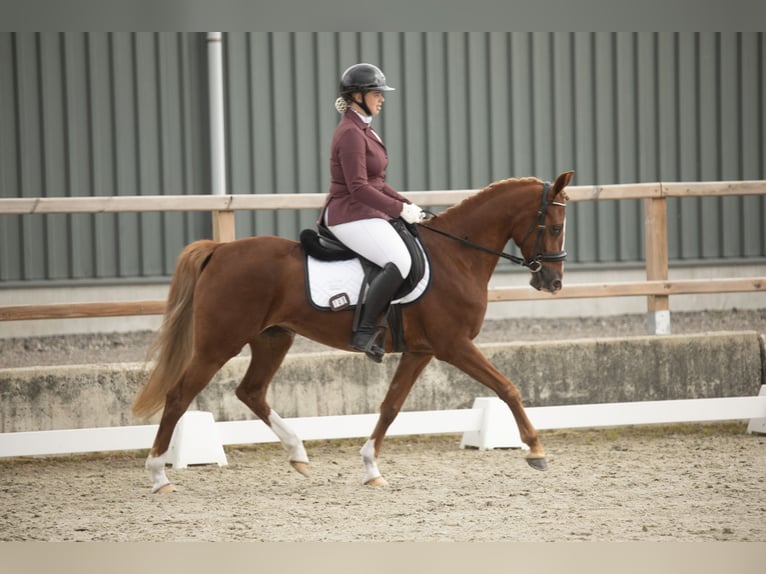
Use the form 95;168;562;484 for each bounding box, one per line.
318;63;425;362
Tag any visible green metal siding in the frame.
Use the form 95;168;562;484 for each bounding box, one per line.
0;32;211;285
1;32;764;287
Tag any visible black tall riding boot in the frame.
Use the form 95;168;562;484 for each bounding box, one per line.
350;262;405;362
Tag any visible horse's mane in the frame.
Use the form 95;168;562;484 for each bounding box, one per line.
437;176;544;221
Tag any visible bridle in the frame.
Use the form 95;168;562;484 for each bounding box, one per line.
418;181;567;273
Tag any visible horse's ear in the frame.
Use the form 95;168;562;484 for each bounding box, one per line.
551;170;574;198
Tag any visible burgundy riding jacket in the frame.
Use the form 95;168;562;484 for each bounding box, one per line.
319;109;411;226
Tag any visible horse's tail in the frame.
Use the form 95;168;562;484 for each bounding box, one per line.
132;239;219;419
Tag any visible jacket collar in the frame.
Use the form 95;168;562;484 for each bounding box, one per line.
344;109;385;149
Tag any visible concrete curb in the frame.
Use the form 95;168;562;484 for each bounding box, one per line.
1;331;762;433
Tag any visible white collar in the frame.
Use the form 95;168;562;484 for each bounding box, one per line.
352;109;373;125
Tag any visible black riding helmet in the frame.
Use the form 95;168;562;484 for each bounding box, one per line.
339;63;395;116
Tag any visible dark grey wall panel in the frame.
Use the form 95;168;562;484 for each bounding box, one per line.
1;32;764;288
0;32;210;285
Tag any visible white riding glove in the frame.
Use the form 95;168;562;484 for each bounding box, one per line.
400;202;425;224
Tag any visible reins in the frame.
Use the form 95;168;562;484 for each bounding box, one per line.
418;217;534;267
417;181;567;273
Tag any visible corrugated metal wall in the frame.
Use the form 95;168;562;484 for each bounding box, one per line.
1;32;764;286
0;32;211;285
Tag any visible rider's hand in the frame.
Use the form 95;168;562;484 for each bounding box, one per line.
400;202;425;224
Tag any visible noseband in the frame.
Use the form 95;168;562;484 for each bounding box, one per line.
419;181;567;272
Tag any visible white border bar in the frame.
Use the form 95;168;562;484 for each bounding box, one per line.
1;395;764;459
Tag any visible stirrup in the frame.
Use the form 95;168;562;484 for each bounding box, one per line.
350;326;386;363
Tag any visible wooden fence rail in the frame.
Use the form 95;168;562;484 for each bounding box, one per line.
1;180;765;333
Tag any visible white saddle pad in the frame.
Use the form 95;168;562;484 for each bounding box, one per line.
306;241;430;311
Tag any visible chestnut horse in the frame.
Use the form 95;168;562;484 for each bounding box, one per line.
132;171;573;492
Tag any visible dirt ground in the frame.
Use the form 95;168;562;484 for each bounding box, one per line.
1;308;765;542
1;423;765;542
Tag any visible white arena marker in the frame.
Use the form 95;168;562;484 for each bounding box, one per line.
166;411;228;469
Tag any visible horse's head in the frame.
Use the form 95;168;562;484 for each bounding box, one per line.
519;170;573;294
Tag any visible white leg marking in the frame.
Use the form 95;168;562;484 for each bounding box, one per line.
268;410;309;464
145;453;171;493
360;439;382;483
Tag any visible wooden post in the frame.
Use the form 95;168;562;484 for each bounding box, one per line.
212;210;236;242
644;196;670;334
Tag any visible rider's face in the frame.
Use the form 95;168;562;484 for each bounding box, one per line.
352;90;384;116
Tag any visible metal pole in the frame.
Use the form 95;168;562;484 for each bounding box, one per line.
207;32;226;197
207;32;235;241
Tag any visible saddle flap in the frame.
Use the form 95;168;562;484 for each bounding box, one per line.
388;219;426;299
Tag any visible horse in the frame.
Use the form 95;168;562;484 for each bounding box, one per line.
132;170;574;492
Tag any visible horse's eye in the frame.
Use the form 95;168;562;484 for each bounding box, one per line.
550;225;563;235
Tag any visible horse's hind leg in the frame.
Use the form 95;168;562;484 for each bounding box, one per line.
361;351;433;486
146;356;226;493
234;327;310;476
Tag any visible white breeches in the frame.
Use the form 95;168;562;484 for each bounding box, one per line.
327;217;412;278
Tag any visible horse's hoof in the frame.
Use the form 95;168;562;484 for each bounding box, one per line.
364;476;389;487
526;456;548;471
290;461;310;477
154;483;177;494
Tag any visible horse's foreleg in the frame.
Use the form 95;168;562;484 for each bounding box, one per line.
235;327;310;476
145;357;224;493
361;352;433;486
443;341;547;470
